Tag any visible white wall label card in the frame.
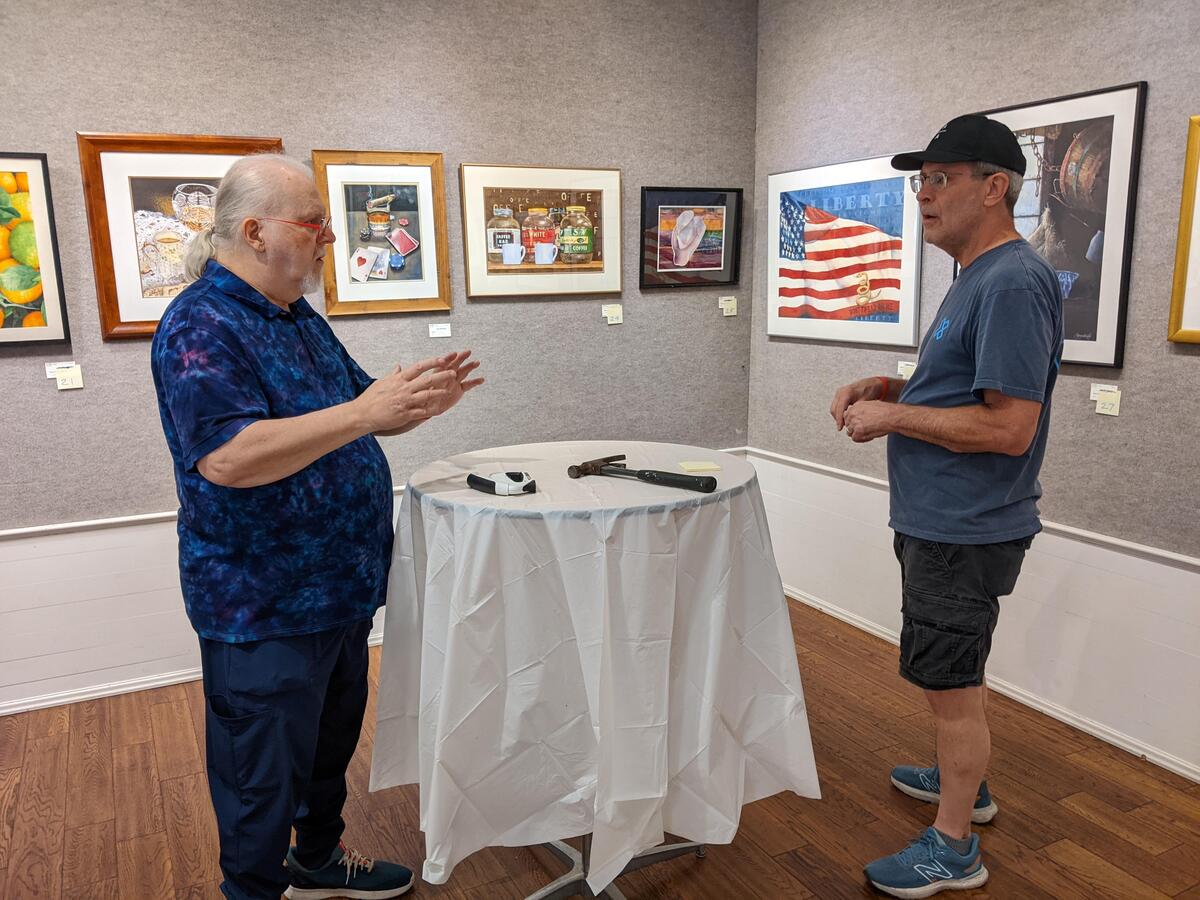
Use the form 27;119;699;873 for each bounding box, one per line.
1095;389;1121;416
719;296;737;316
45;361;76;378
897;360;916;378
55;364;84;390
428;323;452;338
1090;382;1119;401
601;303;623;325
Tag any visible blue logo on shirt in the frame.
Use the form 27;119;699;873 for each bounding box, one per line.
934;317;951;340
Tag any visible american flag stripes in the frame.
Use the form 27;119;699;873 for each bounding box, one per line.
777;192;903;321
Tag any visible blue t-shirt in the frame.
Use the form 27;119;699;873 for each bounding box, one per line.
150;260;394;642
887;239;1063;544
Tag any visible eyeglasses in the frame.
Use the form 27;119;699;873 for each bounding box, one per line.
908;171;989;193
261;215;332;236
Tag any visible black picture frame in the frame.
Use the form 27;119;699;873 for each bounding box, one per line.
974;82;1147;367
1;152;70;345
639;186;743;289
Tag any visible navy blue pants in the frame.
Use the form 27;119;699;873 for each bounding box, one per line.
199;619;372;900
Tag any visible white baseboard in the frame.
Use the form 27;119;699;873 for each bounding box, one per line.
784;585;1200;784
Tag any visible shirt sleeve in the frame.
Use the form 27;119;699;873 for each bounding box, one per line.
156;326;270;471
971;287;1059;403
340;347;376;397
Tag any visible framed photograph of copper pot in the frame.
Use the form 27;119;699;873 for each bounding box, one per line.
974;82;1147;366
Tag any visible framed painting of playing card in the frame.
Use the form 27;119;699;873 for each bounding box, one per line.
77;132;283;340
638;187;743;289
460;163;621;298
312;150;451;315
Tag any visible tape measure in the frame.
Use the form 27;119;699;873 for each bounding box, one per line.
466;471;537;496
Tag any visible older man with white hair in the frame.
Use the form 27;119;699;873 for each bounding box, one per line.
151;154;482;900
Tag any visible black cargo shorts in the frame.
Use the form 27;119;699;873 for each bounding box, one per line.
893;531;1033;691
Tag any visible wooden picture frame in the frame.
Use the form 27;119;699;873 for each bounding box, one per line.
77;132;283;340
459;163;622;298
1;153;70;344
311;150;451;315
1169;115;1200;343
639;186;743;290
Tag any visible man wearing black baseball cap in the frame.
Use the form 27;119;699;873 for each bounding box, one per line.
830;115;1063;898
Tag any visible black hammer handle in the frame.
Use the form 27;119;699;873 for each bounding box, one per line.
632;469;717;493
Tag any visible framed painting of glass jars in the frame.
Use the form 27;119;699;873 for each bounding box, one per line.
1;153;70;344
312;150;451;315
639;186;743;289
459;163;622;297
77;132;283;340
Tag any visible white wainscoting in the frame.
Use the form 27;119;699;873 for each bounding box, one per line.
0;507;391;717
739;447;1200;784
4;457;1198;786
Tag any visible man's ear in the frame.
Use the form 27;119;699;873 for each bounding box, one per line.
981;172;1010;210
240;217;267;252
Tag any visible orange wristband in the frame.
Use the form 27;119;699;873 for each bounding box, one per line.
877;376;890;401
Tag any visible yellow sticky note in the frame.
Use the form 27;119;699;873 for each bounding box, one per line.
680;461;721;473
55;364;84;390
602;303;623;325
1095;389;1121;416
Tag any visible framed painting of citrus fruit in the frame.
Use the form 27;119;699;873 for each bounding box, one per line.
77;132;282;340
0;153;69;344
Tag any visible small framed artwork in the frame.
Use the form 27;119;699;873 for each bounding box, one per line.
0;153;69;344
1169;115;1200;344
77;132;283;340
460;163;621;297
978;82;1147;366
639;187;743;289
312;150;451;315
767;156;922;346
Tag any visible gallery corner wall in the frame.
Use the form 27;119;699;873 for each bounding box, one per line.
0;0;760;531
750;0;1200;558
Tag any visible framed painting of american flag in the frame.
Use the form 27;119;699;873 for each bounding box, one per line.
767;156;922;345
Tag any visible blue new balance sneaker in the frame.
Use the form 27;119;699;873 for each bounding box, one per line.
890;764;998;824
285;843;414;899
864;827;989;898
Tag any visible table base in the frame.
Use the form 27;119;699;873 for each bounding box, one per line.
526;834;707;900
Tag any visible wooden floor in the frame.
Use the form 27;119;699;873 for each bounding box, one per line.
2;599;1199;899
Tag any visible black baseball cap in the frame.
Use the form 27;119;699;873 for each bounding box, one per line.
891;114;1027;176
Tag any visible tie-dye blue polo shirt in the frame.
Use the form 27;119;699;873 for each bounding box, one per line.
151;260;393;642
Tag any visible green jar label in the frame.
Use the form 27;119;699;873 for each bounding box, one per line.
559;227;593;253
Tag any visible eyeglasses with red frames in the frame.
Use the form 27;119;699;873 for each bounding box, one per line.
260;215;332;236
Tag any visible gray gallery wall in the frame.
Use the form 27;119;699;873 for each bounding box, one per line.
0;0;758;530
750;0;1200;556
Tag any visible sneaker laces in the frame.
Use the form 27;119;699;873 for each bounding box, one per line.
894;830;940;867
338;842;375;885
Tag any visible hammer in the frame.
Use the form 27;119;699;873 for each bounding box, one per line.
567;454;717;493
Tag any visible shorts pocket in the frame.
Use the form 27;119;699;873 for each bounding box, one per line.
900;592;991;687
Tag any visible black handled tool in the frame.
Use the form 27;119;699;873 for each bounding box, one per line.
567;454;717;493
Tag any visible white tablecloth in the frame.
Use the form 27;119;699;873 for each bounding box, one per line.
369;441;820;892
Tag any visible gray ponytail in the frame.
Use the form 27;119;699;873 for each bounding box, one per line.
181;153;314;283
183;227;218;282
